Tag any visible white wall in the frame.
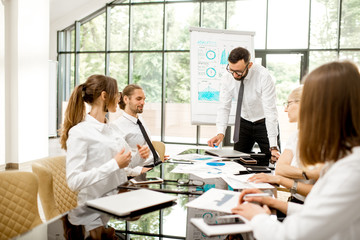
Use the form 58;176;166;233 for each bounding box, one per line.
3;0;49;164
0;2;5;165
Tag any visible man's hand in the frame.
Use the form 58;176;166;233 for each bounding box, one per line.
270;149;280;163
137;144;150;159
207;134;224;147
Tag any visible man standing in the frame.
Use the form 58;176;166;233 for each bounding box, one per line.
208;47;280;163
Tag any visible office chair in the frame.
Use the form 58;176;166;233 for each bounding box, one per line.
32;155;78;221
0;171;42;239
152;141;165;162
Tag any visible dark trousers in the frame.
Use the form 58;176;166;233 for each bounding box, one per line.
234;118;280;165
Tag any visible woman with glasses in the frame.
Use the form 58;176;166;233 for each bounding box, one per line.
247;86;322;205
232;61;360;240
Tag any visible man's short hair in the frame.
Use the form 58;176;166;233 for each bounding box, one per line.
228;47;251;64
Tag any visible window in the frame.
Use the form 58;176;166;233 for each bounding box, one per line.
57;0;360;146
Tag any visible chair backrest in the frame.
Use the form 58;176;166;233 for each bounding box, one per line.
151;141;165;162
32;155;78;221
0;171;42;239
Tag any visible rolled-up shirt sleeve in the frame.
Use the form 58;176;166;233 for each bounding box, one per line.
216;75;233;135
261;74;278;147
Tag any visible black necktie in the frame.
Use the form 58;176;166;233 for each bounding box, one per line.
233;79;244;143
137;119;160;167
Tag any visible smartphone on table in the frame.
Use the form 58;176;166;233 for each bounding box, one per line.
129;177;163;185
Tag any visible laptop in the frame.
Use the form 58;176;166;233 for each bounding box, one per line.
86;189;177;217
205;148;250;158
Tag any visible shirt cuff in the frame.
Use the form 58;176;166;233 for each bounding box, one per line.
143;156;153;166
269;137;278;149
250;214;272;238
216;126;227;136
287;201;303;216
109;158;120;170
125;166;143;177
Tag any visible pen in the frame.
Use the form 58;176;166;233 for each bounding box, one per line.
167;160;193;164
118;186;203;195
244;193;271;198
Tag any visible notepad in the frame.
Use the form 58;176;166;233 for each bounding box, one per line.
86;189;177;217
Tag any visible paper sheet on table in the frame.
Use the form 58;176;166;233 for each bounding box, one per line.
186;188;241;213
170;161;246;179
222;174;275;190
171;153;223;162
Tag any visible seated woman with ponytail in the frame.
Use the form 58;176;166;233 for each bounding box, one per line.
60;74;149;239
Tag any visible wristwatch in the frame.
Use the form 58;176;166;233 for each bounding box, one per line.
302;171;309;180
290;180;298;195
269;146;279;152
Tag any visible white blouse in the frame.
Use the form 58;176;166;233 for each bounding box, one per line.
66;114;142;205
284;131;315;201
250;146;360;240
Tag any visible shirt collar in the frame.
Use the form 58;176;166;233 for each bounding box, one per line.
122;111;139;124
244;62;254;81
85;114;107;132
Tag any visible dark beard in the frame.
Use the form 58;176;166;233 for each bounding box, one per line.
233;68;249;81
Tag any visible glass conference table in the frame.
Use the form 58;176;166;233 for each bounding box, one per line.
16;149;271;240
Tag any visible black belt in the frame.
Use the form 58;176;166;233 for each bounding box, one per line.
241;118;265;125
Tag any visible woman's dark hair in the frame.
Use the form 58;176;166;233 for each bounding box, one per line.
118;84;142;110
60;74;118;150
299;61;360;166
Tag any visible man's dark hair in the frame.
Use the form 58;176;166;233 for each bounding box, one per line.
228;47;250;64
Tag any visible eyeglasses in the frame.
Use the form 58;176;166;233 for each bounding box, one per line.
283;100;300;108
226;62;250;77
164;179;205;187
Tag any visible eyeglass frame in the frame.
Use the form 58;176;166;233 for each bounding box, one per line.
163;179;205;187
283;100;300;108
226;62;250;77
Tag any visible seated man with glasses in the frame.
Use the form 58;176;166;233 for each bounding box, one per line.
208;47;280;165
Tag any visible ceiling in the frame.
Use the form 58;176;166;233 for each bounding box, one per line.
50;0;113;24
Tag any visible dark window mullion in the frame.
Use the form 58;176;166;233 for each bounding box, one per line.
74;21;80;86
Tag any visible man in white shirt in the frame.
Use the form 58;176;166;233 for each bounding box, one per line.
112;84;161;176
208;47;280;164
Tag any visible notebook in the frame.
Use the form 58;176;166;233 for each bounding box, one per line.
86;189;177;217
205;148;250;158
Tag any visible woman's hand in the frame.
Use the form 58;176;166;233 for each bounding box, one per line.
248;173;280;185
231;202;271;220
232;188;272;220
141;167;152;174
238;188;286;213
114;148;131;168
137;144;150;159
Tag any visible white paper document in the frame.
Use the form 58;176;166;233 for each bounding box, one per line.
171;153;223;162
186;188;241;213
222;174;275;190
171;161;246;179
